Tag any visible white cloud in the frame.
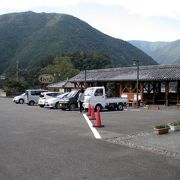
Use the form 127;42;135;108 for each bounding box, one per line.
0;0;179;20
120;0;180;20
0;0;82;10
0;0;179;41
86;0;180;21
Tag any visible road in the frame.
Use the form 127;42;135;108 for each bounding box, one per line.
0;98;180;180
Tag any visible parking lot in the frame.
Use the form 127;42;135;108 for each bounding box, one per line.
0;97;180;180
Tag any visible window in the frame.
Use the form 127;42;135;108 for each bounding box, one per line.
46;93;54;97
31;91;46;96
95;89;103;96
31;91;41;96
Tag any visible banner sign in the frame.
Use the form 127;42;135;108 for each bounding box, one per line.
38;74;54;84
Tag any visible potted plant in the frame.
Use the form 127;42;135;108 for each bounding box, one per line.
168;121;180;131
153;124;170;135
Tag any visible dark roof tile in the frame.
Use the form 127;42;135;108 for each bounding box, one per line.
70;64;180;82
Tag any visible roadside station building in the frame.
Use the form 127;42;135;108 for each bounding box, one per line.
69;64;180;106
47;80;75;92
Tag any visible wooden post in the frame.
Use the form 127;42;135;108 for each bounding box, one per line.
119;82;123;96
140;82;144;102
177;81;180;103
104;82;107;90
165;81;169;106
158;82;161;93
152;82;156;104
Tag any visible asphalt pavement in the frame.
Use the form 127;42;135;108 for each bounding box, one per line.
0;98;180;180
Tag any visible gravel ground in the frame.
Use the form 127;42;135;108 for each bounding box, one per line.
97;106;180;159
104;131;180;159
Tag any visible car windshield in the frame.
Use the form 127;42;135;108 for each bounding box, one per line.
67;91;77;98
53;93;61;97
56;92;69;98
84;88;94;96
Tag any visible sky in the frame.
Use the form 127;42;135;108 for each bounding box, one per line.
0;0;180;42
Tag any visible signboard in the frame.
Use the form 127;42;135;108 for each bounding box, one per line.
38;74;54;84
0;75;6;80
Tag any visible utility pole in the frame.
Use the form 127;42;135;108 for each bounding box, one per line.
16;61;19;82
133;59;139;108
85;69;87;88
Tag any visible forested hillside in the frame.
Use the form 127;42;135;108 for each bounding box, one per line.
0;11;157;75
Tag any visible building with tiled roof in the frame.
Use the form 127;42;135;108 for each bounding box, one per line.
70;64;180;82
70;64;180;105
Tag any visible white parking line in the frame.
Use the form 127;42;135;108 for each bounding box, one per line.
83;114;102;139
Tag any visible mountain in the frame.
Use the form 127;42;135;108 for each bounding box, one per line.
0;11;157;74
129;40;180;64
150;40;180;64
129;40;170;54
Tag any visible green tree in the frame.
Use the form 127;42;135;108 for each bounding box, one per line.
3;80;29;96
41;55;79;82
70;51;112;70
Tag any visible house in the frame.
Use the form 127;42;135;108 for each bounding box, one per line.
47;80;75;92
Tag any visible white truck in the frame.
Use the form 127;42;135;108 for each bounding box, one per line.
83;86;128;111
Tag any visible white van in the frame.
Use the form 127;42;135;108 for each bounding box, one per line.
25;89;47;106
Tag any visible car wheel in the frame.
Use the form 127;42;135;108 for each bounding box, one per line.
55;102;61;109
69;103;76;111
95;104;102;112
29;101;35;106
117;103;123;111
19;99;24;104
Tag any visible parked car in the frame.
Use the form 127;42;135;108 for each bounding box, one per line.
25;89;48;106
38;92;61;107
44;92;69;109
58;90;80;111
13;93;26;104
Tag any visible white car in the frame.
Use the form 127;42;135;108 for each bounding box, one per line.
13;93;26;104
38;92;61;107
44;92;69;109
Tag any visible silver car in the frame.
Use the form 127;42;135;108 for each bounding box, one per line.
44;92;69;109
38;92;61;107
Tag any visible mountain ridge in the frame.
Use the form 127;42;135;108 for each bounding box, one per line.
0;11;157;74
129;40;180;64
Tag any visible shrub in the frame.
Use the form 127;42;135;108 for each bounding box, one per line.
155;124;169;129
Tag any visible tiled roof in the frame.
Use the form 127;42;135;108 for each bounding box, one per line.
69;64;180;82
47;80;74;88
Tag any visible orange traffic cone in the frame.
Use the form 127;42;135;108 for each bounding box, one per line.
87;104;91;116
89;105;96;120
93;108;104;127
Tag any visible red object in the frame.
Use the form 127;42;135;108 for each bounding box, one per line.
93;108;104;127
87;104;91;116
89;105;96;120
